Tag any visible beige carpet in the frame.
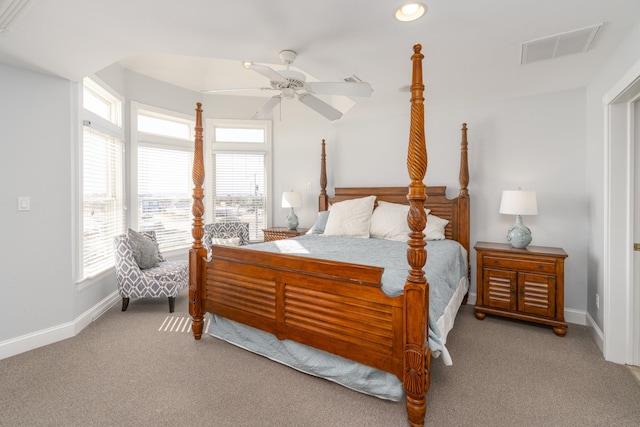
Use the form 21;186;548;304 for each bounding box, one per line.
1;290;639;427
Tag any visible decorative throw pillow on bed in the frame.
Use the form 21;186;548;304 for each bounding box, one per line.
322;195;376;238
127;228;161;270
369;200;431;242
306;210;330;234
424;214;449;240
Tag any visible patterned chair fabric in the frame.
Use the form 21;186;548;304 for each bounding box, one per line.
113;231;188;312
203;222;250;250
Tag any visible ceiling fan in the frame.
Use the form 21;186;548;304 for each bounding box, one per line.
203;50;374;121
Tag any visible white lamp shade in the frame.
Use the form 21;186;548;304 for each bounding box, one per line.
499;190;538;215
281;191;302;208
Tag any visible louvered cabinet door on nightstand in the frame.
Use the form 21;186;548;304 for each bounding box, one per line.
474;241;568;336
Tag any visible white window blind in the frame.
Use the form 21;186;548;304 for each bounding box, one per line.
138;145;192;249
212;152;266;240
82;127;125;277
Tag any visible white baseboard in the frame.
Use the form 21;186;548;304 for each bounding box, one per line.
466;291;477;305
585;311;605;354
0;291;119;361
565;308;587;326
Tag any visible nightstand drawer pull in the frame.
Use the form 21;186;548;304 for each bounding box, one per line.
483;256;556;273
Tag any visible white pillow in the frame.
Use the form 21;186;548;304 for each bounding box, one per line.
211;237;241;246
424;214;449;240
323;195;376;238
370;201;432;242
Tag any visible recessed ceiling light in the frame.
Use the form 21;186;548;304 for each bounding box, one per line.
395;3;426;22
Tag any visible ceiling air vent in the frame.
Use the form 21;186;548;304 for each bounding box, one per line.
0;0;33;33
521;23;603;65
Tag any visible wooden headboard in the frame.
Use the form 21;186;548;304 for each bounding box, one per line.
316;124;470;255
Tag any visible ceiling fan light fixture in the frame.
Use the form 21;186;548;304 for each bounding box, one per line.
395;3;426;22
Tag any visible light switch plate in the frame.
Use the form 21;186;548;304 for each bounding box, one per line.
18;196;30;211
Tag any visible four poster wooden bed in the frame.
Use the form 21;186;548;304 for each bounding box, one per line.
189;44;470;426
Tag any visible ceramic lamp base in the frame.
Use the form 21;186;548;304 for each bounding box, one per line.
506;215;532;249
286;208;299;230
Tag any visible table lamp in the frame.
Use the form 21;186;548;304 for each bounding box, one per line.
499;190;538;249
281;191;302;230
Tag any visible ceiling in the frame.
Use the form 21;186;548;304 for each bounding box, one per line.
1;0;639;115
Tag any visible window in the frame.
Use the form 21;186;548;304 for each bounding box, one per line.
79;77;125;280
137;113;191;140
83;77;121;127
208;120;272;241
212;152;266;235
133;103;194;251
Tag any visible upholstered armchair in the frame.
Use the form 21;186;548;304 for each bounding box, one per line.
113;230;188;312
203;222;250;251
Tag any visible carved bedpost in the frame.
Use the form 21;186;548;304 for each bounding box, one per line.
459;123;469;198
458;123;471;281
319;139;329;211
190;102;206;340
404;44;429;427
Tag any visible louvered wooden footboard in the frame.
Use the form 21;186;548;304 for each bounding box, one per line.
200;246;405;378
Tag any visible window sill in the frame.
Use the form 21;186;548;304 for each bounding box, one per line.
161;246;190;261
76;267;115;291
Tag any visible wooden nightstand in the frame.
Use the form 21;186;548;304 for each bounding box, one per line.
474;241;568;336
263;227;309;242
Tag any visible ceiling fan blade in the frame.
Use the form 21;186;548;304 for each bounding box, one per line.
306;81;374;97
252;95;282;119
298;94;343;121
201;87;273;94
246;63;287;84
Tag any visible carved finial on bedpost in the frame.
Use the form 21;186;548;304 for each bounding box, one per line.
459;123;469;197
190;102;205;340
404;43;429;427
319;139;329;211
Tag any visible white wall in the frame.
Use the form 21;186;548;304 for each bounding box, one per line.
428;91;588;314
0;65;75;341
585;21;640;332
272;89;588;318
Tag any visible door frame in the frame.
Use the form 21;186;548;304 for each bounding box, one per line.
604;59;640;365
